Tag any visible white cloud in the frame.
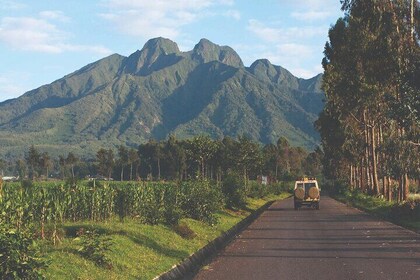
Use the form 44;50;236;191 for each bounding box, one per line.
39;10;70;22
288;0;338;10
0;16;111;55
0;73;28;101
291;11;331;21
0;0;26;10
0;17;65;53
100;0;237;39
247;19;326;43
288;67;321;79
242;19;328;78
224;10;241;20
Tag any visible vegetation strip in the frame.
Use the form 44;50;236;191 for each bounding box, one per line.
331;189;420;234
154;200;276;280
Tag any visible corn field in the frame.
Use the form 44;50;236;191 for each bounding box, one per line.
0;180;223;241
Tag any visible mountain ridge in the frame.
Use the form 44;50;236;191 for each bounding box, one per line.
0;37;323;160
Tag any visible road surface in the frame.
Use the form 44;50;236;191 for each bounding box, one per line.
192;196;420;280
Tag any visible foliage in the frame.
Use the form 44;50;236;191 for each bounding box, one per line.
77;229;113;269
172;223;197;239
333;188;420;231
222;173;247;209
0;227;48;279
179;180;223;225
318;0;420;201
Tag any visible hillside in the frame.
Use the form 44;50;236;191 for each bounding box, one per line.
0;37;323;159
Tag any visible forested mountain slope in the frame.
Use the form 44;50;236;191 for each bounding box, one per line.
0;38;323;159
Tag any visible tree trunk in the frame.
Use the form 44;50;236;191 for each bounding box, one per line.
364;111;371;192
360;159;365;192
411;0;415;42
403;173;409;201
370;125;380;195
387;177;392;202
157;158;161;180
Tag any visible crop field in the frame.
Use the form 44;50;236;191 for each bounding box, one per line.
0;178;291;279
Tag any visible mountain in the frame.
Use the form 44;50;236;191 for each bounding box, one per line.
0;37;323;160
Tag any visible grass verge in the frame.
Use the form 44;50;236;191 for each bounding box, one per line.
332;190;420;233
42;193;290;279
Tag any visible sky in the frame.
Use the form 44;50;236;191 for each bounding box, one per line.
0;0;344;102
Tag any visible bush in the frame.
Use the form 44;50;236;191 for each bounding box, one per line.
172;223;196;239
247;181;269;198
77;229;113;269
179;180;223;225
160;185;182;226
0;227;48;279
268;181;293;195
138;184;163;225
222;173;247;209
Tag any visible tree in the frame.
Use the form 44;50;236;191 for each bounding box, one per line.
15;159;26;180
26;145;41;180
262;143;279;178
236;135;262;185
117;145;128;181
40;152;53;180
58;155;66;179
163;135;187;180
66;152;78;180
128;148;139;181
185;135;218;180
277;137;291;177
138;140;162;180
96;149;114;180
319;0;420;200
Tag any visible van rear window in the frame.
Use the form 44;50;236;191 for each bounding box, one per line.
304;183;316;191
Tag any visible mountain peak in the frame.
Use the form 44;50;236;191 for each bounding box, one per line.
192;38;243;68
248;59;299;89
123;37;181;75
142;37;180;55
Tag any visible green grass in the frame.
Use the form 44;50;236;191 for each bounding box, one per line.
41;193;287;279
333;190;420;232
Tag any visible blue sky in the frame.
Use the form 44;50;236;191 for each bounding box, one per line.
0;0;343;102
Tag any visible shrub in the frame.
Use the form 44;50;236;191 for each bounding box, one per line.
138;184;163;225
247;181;268;198
222;173;247;209
173;223;196;239
0;227;48;279
77;229;113;269
179;180;223;225
268;181;293;195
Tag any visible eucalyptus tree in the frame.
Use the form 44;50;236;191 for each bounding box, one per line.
128;148;139;181
320;0;420;200
277;137;291;177
262;143;279;178
15;159;26;180
117;145;128;181
66;152;78;180
163;135;187;180
185;135;218;180
96;148;114;180
138;140;162;180
40;152;53;180
236;135;262;185
26;145;41;180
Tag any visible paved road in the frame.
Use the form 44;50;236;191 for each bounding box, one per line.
192;197;420;280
